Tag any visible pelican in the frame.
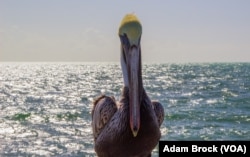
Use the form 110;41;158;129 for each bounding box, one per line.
91;14;164;157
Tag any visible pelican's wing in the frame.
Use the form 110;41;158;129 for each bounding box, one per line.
91;95;117;141
152;101;164;127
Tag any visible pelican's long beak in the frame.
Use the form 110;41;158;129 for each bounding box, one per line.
119;14;143;137
126;45;142;137
120;39;142;137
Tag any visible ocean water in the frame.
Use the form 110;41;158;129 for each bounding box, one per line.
0;63;249;156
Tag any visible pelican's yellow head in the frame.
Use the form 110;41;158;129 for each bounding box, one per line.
119;14;142;46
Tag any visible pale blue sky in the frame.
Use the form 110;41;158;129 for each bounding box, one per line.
1;0;250;62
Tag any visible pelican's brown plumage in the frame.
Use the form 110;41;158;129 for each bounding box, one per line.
91;14;164;157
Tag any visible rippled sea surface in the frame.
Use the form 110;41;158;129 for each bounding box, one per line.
0;63;250;156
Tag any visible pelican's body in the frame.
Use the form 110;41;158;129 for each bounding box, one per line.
92;14;164;157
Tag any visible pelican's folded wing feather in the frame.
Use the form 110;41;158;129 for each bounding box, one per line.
91;95;117;141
